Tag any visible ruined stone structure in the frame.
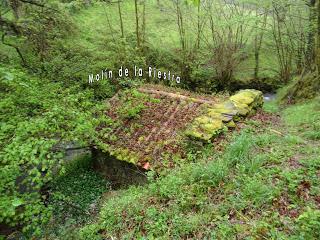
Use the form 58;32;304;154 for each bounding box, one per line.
93;85;263;180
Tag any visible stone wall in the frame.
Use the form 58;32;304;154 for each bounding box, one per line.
92;148;147;188
185;89;263;141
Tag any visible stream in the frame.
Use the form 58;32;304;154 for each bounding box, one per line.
263;93;276;102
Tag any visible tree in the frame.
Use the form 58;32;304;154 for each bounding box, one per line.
118;0;124;38
205;0;254;88
306;0;317;68
317;0;320;76
134;0;140;48
0;0;74;74
253;6;269;80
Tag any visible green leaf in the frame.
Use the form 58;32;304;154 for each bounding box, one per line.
12;198;24;207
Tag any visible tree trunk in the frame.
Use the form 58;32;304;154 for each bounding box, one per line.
118;1;124;38
138;88;215;104
253;12;268;80
197;1;200;49
254;45;260;80
306;0;317;68
142;1;146;46
103;3;115;42
1;32;27;67
9;0;21;20
134;0;140;48
317;0;320;76
176;3;185;51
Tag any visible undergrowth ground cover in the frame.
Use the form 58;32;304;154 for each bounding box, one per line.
42;155;109;239
71;98;320;239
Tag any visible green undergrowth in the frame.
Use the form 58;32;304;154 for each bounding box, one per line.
49;98;320;239
43;155;109;239
116;89;160;120
278;73;319;103
282;97;320;140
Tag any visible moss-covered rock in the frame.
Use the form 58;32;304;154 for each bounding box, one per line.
232;101;251;116
185;117;224;141
212;101;239;115
207;110;233;122
201;119;224;133
185;89;263;141
230;92;255;106
226;120;236;128
230;89;263;116
230;90;263;108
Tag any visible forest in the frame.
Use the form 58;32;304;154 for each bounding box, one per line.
0;0;319;239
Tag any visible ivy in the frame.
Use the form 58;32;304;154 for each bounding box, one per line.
0;66;107;235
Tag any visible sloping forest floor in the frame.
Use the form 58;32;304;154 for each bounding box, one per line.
40;97;320;239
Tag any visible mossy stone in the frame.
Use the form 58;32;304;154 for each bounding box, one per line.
207;110;233;122
185;126;212;141
226;120;236;128
232;101;251;116
186;89;263;142
230;89;263;108
200;119;224;133
195;116;213;125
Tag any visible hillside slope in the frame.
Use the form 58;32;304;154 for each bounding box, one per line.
73;98;320;239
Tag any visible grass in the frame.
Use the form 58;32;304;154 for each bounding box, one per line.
283;98;320;140
68;98;320;239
